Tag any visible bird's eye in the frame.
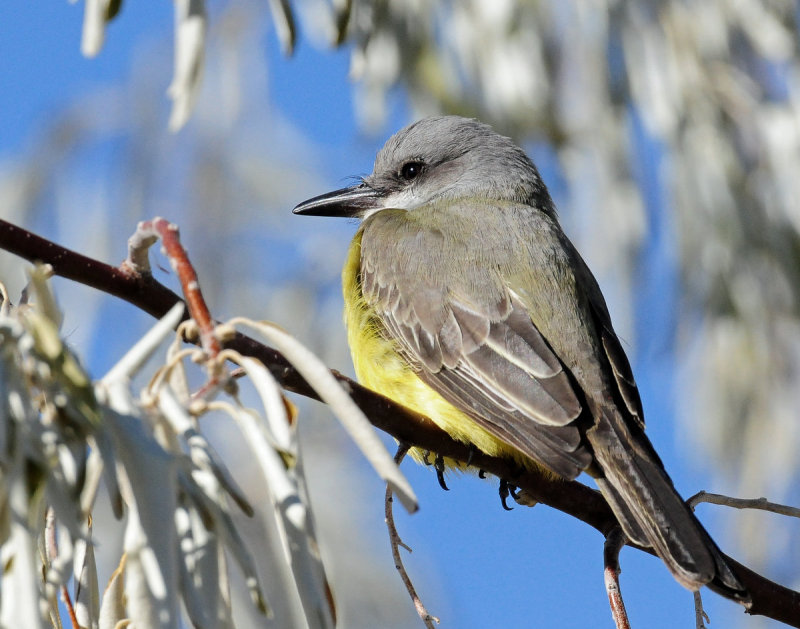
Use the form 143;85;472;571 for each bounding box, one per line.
400;161;424;181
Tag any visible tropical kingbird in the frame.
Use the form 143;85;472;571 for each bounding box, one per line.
293;116;747;599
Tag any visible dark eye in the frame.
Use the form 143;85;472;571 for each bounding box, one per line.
400;161;424;181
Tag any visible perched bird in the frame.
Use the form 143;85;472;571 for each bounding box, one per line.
293;116;747;599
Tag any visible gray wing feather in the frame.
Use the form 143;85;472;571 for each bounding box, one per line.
463;332;580;425
573;250;645;429
425;366;590;478
600;329;645;429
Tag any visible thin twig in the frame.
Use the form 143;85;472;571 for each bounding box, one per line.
385;445;439;628
694;591;710;629
688;491;800;518
603;527;630;629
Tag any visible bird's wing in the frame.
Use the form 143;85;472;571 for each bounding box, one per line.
360;216;592;479
571;251;645;430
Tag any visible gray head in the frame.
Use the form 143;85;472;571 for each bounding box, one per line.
293;116;553;219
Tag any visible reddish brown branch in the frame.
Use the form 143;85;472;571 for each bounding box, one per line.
604;528;631;629
1;219;799;626
124;217;221;358
0;220;185;321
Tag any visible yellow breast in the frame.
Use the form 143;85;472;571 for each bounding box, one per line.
342;229;530;469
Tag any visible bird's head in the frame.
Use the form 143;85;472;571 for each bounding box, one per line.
293;116;550;219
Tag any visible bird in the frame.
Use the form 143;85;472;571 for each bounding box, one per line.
293;115;748;600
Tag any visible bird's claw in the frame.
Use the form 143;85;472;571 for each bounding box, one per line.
434;453;449;491
499;479;514;511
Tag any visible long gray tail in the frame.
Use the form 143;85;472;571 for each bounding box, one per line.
589;408;748;601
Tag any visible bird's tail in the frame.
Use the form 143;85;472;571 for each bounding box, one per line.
590;408;749;602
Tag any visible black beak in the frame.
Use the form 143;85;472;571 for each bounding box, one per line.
292;182;383;218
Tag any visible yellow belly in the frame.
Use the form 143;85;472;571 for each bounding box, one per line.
342;230;528;470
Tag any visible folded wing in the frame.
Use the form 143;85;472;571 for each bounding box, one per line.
360;227;592;479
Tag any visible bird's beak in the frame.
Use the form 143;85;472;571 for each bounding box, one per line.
292;182;383;218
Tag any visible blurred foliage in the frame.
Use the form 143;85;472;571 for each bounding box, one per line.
0;267;417;627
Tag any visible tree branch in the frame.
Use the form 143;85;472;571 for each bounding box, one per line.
2;219;798;626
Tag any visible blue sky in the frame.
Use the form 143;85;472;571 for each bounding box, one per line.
0;4;756;628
